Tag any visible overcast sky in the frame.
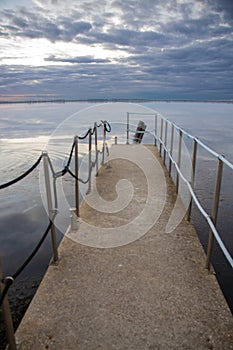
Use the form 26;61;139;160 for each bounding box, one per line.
0;0;233;101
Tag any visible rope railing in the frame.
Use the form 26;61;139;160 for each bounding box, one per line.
0;155;43;190
0;120;111;349
0;215;55;307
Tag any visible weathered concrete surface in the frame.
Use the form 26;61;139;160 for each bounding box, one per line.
16;145;233;349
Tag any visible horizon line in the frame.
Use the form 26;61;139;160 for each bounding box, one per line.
0;98;233;105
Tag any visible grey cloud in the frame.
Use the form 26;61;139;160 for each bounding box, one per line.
0;6;92;42
77;28;167;51
161;12;233;45
208;0;233;21
44;55;110;64
0;0;233;100
1;47;233;100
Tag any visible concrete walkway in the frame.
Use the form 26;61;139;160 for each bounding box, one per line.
16;145;233;349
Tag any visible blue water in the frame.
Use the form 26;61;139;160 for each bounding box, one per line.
0;101;233;314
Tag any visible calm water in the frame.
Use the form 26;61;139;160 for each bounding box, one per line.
0;101;233;328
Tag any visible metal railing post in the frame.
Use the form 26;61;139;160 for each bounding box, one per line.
74;136;79;217
0;258;17;350
43;152;58;263
126;112;129;144
206;158;223;270
169;123;174;176
159;118;163;156
176;129;182;193
94;123;99;176
87;130;92;194
154;114;157;146
163;119;168;164
102;124;106;165
187;138;198;221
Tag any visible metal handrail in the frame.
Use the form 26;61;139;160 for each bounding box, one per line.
127;112;233;270
156;116;233;269
160;138;233;268
167;120;233;170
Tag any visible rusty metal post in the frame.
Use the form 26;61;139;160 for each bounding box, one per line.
74;136;79;217
43;152;58;263
206;158;223;270
0;258;17;350
187;138;198;221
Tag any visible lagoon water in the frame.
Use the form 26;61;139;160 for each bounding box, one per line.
0;101;233;319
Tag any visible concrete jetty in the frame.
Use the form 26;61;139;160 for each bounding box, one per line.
16;145;233;349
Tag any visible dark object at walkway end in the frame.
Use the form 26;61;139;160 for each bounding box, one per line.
133;120;147;143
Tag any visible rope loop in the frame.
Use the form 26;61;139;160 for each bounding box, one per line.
101;120;111;133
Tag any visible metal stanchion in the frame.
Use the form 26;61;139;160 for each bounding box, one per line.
87;130;92;194
154;114;157;146
159;118;163;156
176;129;182;193
0;258;17;350
43;152;58;263
126;112;129;144
169;123;174;176
74;136;79;217
163;119;168;164
206;158;223;270
102;124;106;165
95;124;99;176
187;139;198;221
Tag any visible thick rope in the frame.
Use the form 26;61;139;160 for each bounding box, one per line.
0;121;111;305
0;215;55;307
0;154;43;190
